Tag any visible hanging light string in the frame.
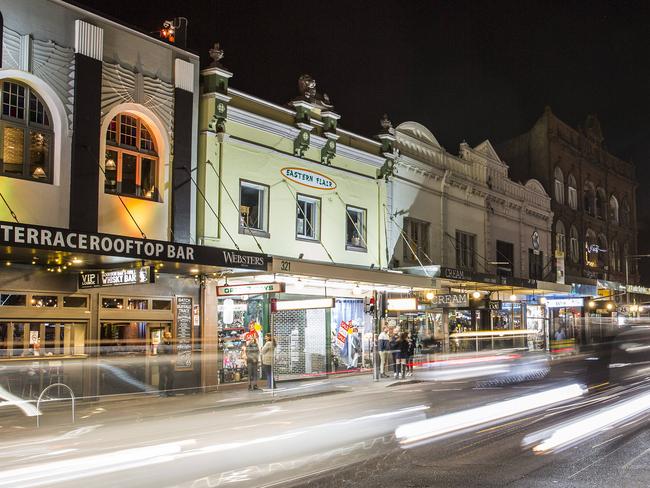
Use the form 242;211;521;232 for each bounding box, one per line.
0;192;19;223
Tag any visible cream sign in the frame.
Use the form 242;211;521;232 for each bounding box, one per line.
281;167;336;190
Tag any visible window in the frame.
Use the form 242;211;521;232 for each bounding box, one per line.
346;205;367;251
0;81;53;182
296;194;320;240
555;220;566;254
596;188;607;220
0;293;26;306
240;180;269;236
553;167;564;204
403;217;430;263
621;199;631;226
0;322;86;357
584;182;596;217
455;230;476;270
569;225;580;263
529;249;544;280
104;113;159;200
496;240;514;277
585;229;598;267
609;195;619;224
610;240;620;273
597;234;608;268
567;175;578;210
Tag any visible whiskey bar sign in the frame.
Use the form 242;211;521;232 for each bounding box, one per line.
79;266;155;289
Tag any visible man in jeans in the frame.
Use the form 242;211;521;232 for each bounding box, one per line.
244;334;261;390
378;327;390;378
158;331;175;396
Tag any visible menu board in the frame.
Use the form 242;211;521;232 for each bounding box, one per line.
175;296;193;371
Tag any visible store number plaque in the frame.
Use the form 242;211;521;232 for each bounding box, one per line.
175;296;193;371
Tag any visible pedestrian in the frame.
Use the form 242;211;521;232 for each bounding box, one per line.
244;333;260;390
406;333;416;377
389;331;399;378
261;333;276;389
378;327;390;378
158;331;175;397
397;332;410;379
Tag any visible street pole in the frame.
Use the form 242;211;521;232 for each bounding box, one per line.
625;257;630;307
373;290;380;381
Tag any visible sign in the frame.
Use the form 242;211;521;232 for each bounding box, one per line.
386;297;417;311
281;167;337;190
193;305;200;327
336;321;351;349
217;282;285;296
29;331;39;345
272;297;335;312
79;266;154;289
545;298;585;308
438;267;537;289
429;293;468;308
0;221;269;270
488;300;502;310
175;296;193;371
532;230;540;251
627;284;650;295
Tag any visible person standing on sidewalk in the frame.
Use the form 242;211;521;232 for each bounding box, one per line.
261;333;276;389
406;332;416;377
378;327;390;378
158;331;175;397
397;332;410;379
389;331;400;378
244;334;261;390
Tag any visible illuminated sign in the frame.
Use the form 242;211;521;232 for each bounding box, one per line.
386;298;417;311
217;282;285;296
271;297;335;312
79;266;154;289
429;293;468;307
545;298;584;308
281;167;336;190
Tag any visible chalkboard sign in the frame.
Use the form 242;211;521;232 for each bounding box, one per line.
175;296;193;371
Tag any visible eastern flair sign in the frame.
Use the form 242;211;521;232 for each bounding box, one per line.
281;167;336;190
0;221;270;270
79;266;155;289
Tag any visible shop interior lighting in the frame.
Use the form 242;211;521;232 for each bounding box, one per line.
472;291;481;299
190;268;199;274
606;302;614;311
540;296;547;304
588;300;597;309
32;166;46;179
295;278;305;290
273;297;335;311
426;291;434;300
352;284;362;295
509;293;517;301
105;157;117;171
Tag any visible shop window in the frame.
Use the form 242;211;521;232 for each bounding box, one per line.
239;180;269;236
553;167;564;204
152;299;172;310
102;297;124;309
0;322;86;357
567;175;578;210
529;249;544;280
127;298;149;310
496;240;514;277
0;81;53;183
103;113;159;201
0;293;26;306
63;296;88;308
31;295;58;307
345;205;367;251
569;225;580;263
403;217;430;263
455;230;475;270
296;194;320;240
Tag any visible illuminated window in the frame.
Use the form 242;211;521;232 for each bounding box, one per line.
569;225;579;263
555;220;566;254
404;217;430;263
346;205;367;251
0;81;52;182
296;194;320;240
553;167;564;204
104;114;159;201
239;180;269;236
567;175;577;210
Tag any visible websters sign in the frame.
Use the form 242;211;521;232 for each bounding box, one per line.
0;221;269;270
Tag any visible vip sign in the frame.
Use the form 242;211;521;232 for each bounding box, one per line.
79;266;155;289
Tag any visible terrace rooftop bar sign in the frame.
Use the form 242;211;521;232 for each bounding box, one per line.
281;167;336;190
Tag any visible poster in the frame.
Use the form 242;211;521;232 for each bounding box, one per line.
175;296;193;371
336;321;351;350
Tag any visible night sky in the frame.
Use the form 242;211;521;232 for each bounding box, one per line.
73;0;650;279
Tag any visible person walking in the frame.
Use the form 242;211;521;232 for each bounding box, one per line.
378;327;390;378
397;332;410;379
158;331;175;397
389;331;399;378
244;334;260;390
406;333;416;377
261;333;276;389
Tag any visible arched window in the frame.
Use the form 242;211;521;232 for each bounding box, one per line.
610;240;620;273
569;225;580;263
567;175;578;210
0;80;53;182
597;233;607;268
585;228;598;267
596;187;607;220
609;195;619;224
555;220;566;254
553;167;564;204
621;199;631;226
584;181;596;217
104;113;159;200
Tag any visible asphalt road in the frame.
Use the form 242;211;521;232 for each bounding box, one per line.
1;356;648;488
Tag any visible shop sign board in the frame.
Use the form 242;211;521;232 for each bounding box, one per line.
217;282;285;296
545;298;584;308
488;300;502;310
78;266;155;289
386;297;417;311
0;220;269;270
438;267;537;288
429;293;468;308
281;167;337;190
175;296;193;371
271;297;334;312
627;284;650;295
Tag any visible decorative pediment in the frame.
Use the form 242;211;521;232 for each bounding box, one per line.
396;121;441;148
473;139;505;165
525;178;548;196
